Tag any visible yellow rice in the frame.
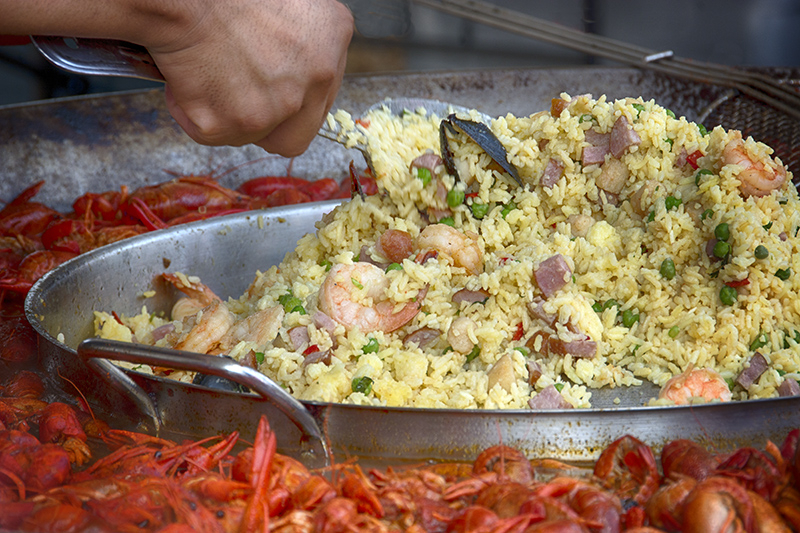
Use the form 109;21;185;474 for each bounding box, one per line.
96;93;800;408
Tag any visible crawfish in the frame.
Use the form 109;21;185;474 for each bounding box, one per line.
0;181;62;239
593;435;661;507
0;249;78;295
123;176;252;229
0;313;38;363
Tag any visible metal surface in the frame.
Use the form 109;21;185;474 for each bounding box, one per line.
6;66;800;462
31;36;165;81
26;203;800;463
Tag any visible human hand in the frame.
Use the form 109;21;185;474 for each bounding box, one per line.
147;0;353;156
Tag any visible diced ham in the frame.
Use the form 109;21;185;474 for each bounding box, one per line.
410;152;444;175
313;311;337;336
778;378;800;397
453;288;490;305
403;327;441;349
527;297;557;327
541;158;565;188
528;385;573;409
527;360;543;386
596;158;629;194
303;349;331;366
241;350;258;369
534;254;572;298
675;147;688;168
358;245;388;269
735;352;769;389
376;229;413;264
609;116;641;158
288;326;310;352
581;129;610;166
527;330;597;359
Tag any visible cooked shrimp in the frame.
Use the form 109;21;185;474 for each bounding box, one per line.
658;366;732;405
416;224;483;275
722;131;787;198
164;272;222;321
171;300;236;354
216;305;285;352
318;262;422;333
163;272;219;306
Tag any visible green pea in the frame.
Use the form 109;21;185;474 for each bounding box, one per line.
750;331;769;351
754;245;769;260
622;309;640;328
385;262;403;272
660;258;676;280
466;345;481;363
416;167;432;186
351;376;374;394
362;337;379;354
665;196;682;211
713;241;731;259
695;168;713;186
281;296;304;313
776;268;792;281
501;201;517;219
714;223;730;241
471;201;489;219
720;285;738;305
447;188;465;208
438;216;455;227
603;299;619;310
668;326;680;338
254;352;265;364
592;301;604;313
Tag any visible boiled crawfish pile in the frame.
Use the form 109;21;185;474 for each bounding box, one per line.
2;370;800;532
0;166;377;301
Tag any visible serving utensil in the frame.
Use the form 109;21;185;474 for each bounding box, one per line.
29;35;487;192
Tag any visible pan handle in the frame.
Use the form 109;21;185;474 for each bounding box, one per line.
77;338;329;464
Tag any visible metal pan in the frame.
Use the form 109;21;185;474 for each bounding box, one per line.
26;202;800;465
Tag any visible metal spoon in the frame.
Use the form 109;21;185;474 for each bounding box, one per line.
30;36;491;193
29;36;486;126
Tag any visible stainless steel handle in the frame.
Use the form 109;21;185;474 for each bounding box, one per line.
77;338;329;465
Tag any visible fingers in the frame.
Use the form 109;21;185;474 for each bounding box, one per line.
154;0;353;156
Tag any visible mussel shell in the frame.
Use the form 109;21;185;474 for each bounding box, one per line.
440;114;522;186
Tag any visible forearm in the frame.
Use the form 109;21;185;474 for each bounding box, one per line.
0;0;192;47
